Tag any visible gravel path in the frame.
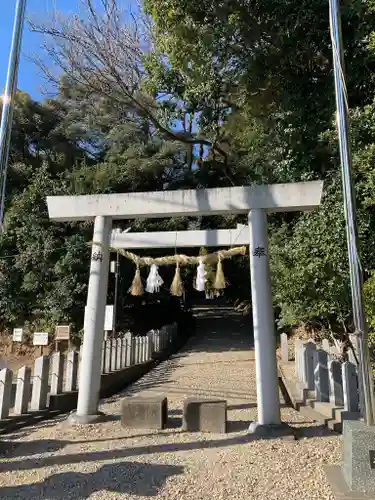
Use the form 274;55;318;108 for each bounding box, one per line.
0;310;341;499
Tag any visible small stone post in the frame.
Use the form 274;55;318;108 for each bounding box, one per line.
14;366;31;415
302;341;316;390
329;360;344;406
65;350;79;392
122;337;130;368
295;339;302;380
104;339;112;373
111;338;117;371
0;368;13;419
322;338;330;353
147;331;154;360
342;361;359;412
116;338;122;370
50;352;65;395
314;349;330;402
31;356;50;411
280;333;289;361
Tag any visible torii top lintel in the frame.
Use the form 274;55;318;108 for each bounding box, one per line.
46;181;323;222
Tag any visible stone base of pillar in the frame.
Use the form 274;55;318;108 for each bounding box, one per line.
66;410;107;426
324;420;375;498
324;466;374;500
247;421;296;440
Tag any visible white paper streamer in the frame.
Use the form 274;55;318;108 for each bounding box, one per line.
194;259;206;292
146;264;164;293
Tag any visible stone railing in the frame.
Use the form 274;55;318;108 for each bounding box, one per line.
0;323;178;425
279;334;361;429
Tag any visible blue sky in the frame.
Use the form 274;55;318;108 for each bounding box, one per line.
0;0;89;100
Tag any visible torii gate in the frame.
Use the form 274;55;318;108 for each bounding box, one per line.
47;181;323;432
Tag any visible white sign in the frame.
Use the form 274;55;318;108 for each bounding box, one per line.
104;305;114;331
12;328;23;342
33;332;49;346
84;304;114;331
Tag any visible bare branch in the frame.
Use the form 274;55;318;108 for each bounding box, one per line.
28;0;223;155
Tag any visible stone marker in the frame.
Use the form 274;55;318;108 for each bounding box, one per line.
342;362;359;413
50;352;64;395
328;360;344;407
121;396;168;430
14;366;31;415
31;356;50;411
110;339;117;371
183;398;227;433
116;338;122;370
280;333;289;361
147;331;154;360
322;338;330;353
314;349;329;402
0;368;13;419
303;341;316;390
65;350;79;392
295;339;302;380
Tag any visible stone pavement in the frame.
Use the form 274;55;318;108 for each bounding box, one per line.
0;308;341;499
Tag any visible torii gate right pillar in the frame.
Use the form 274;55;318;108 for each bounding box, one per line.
248;209;280;428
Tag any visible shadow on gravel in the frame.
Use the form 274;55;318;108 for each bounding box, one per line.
0;422;332;474
293;424;338;439
0;461;184;499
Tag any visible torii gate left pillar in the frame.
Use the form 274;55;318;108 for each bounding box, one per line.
46;181;323;428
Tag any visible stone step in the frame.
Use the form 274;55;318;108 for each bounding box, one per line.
309;401;360;424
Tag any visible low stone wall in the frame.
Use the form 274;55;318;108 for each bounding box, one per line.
278;334;361;432
0;320;191;434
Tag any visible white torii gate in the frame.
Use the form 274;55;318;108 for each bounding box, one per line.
47;181;323;431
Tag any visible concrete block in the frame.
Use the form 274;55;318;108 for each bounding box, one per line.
121;396;167;430
324;464;375;500
183;398;227;433
342;420;375;493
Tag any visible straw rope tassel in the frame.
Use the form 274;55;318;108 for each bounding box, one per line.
214;254;226;289
170;259;183;296
129;263;143;296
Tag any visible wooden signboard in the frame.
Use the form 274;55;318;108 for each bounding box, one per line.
12;328;23;343
55;325;71;341
55;325;71;351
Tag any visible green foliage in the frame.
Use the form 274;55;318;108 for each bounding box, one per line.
3;0;375;342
